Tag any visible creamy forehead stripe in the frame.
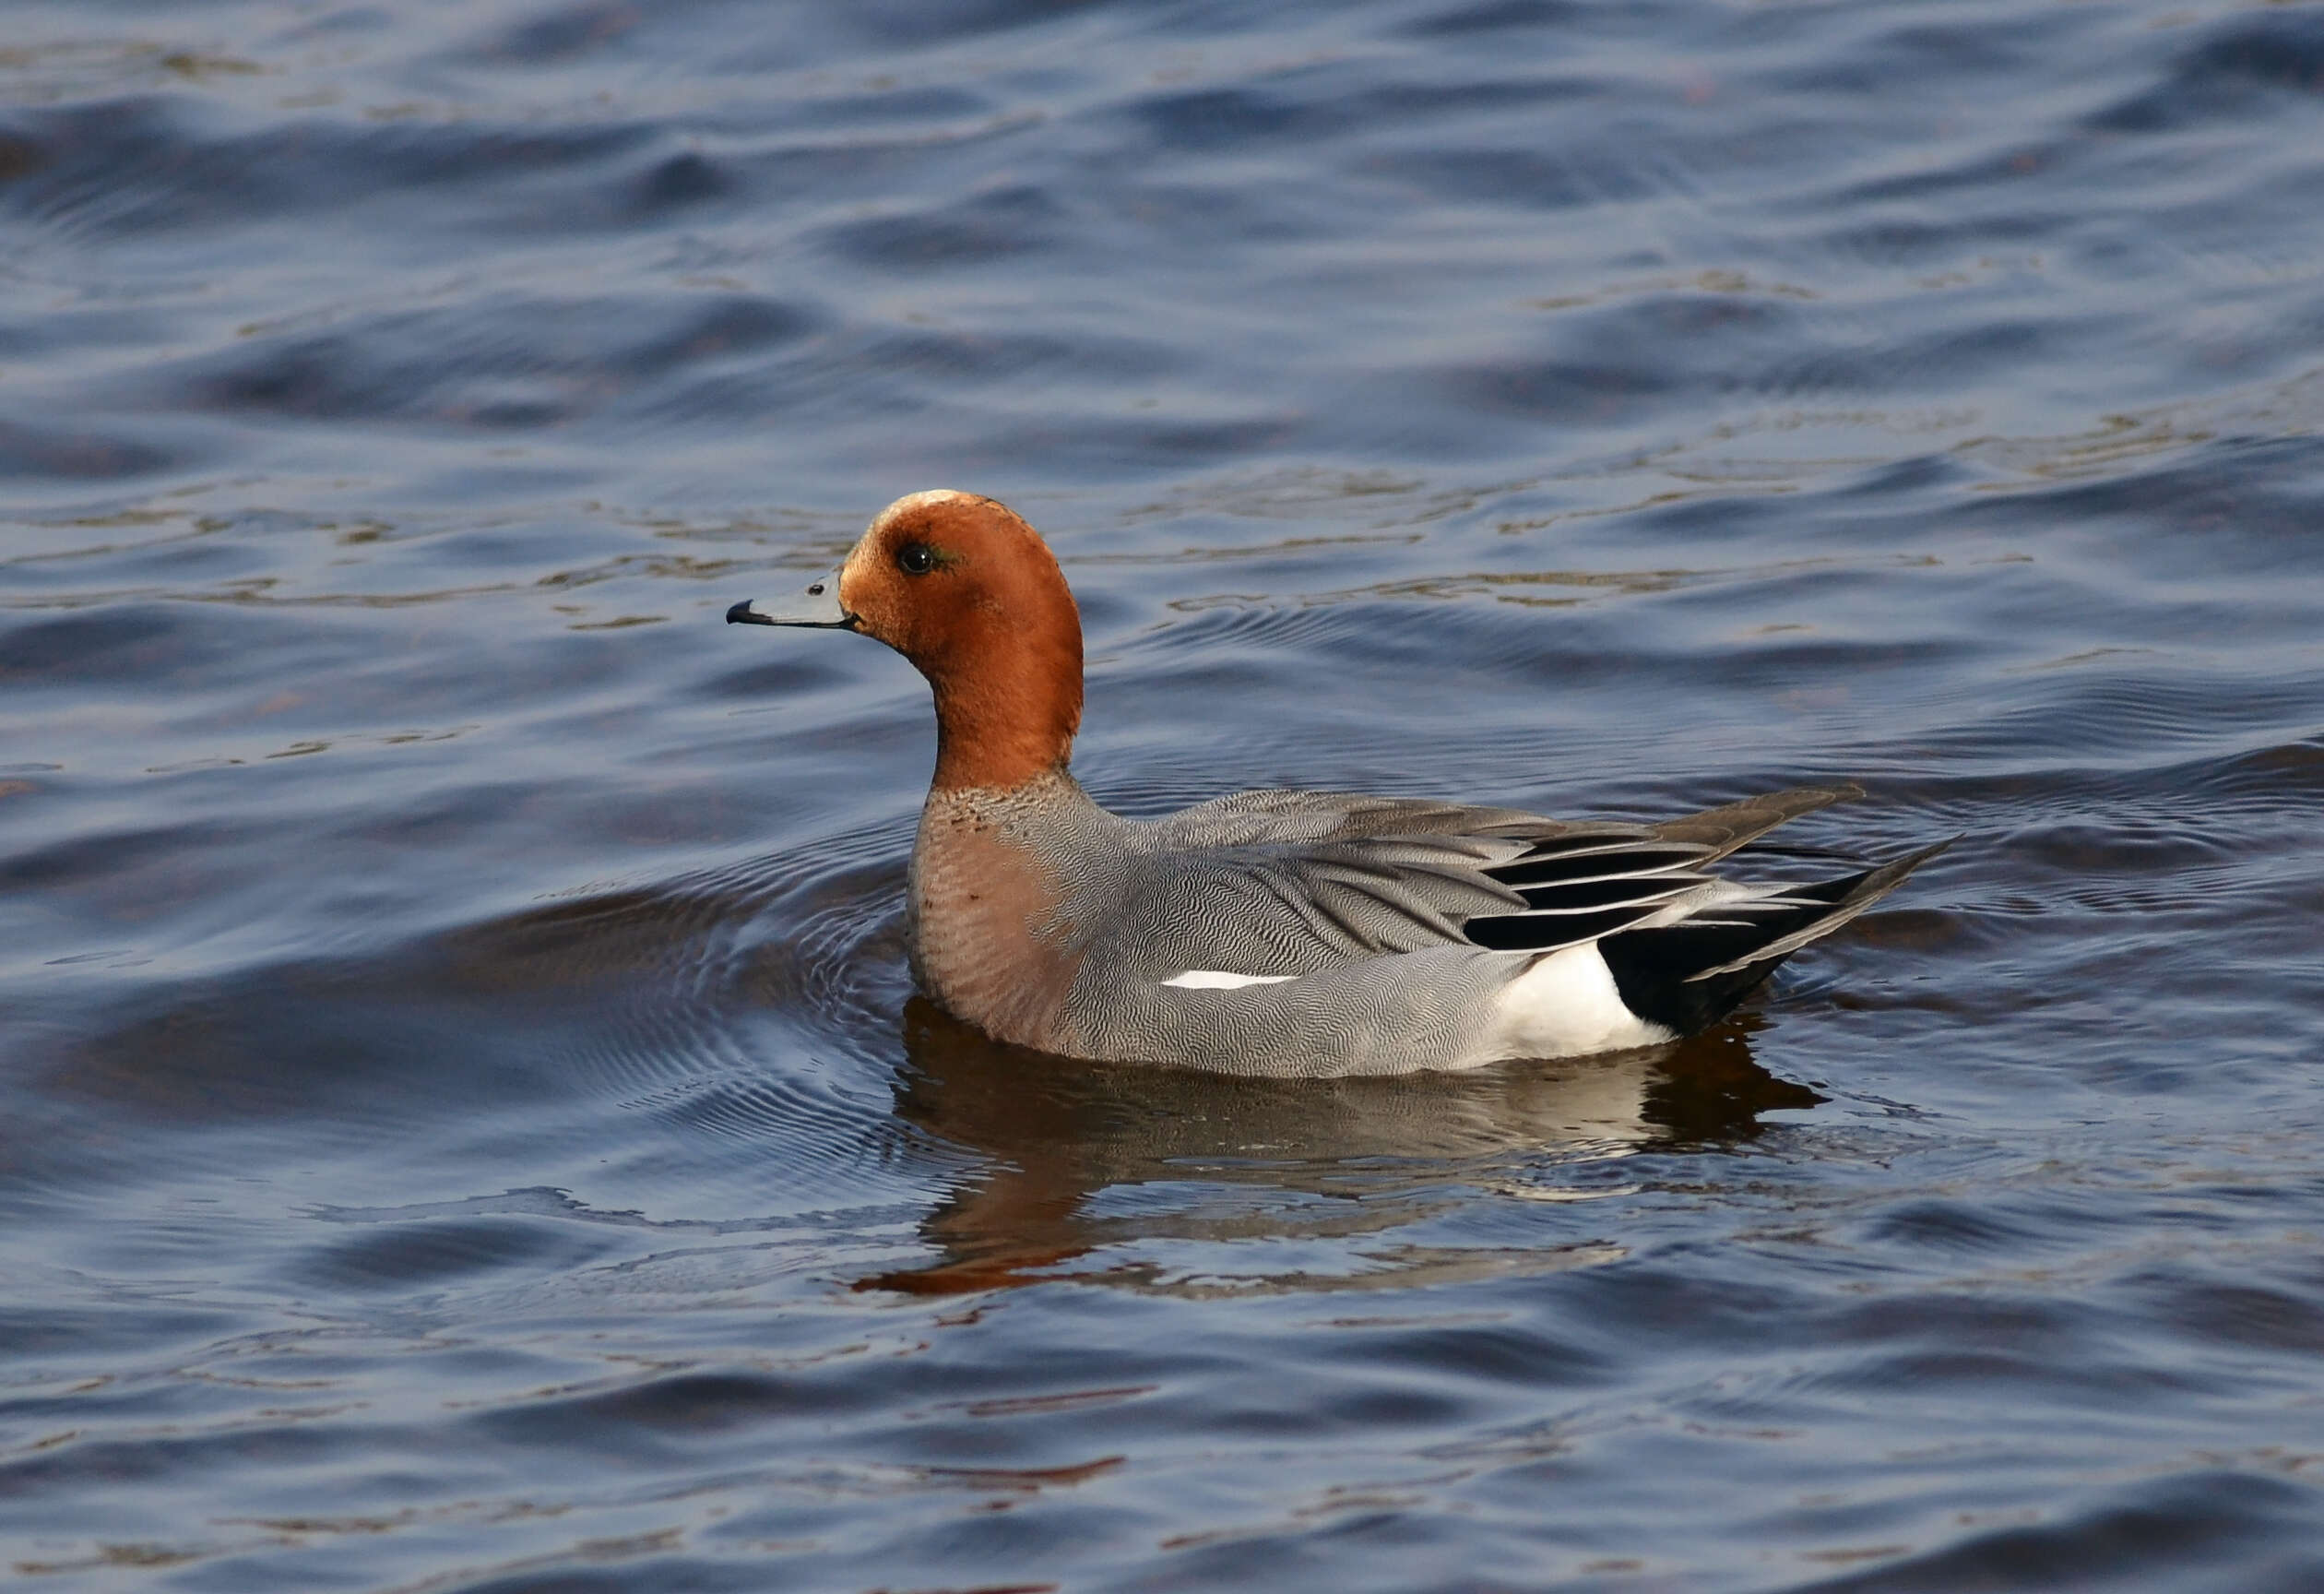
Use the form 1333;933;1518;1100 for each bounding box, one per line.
1161;970;1299;990
870;488;971;528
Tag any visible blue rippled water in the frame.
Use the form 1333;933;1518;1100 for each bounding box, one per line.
4;1;2323;1588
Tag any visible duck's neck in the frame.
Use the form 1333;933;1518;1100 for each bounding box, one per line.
925;630;1084;795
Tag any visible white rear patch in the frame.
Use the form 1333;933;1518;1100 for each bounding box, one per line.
1486;944;1673;1059
1162;970;1299;990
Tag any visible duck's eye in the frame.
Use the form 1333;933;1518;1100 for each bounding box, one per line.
896;542;937;577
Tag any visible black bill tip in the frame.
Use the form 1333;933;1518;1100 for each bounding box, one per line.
725;568;853;628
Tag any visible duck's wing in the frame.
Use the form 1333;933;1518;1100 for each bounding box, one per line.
1645;783;1861;859
1460;783;1872;957
1148;782;1858;854
1142;787;1578;849
1100;785;1868;972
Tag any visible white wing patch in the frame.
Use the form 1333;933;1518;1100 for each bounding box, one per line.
1161;969;1300;990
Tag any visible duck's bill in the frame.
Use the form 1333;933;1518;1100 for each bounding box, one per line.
726;569;854;628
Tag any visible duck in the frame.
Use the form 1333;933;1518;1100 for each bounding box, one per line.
727;490;1946;1077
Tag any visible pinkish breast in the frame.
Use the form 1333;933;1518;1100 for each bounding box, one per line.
907;793;1087;1056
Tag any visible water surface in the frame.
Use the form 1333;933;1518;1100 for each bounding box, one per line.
4;0;2323;1588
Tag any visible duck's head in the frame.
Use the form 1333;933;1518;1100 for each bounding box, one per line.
727;490;1084;792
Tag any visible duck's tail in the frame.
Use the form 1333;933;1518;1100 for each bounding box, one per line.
1592;837;1953;1037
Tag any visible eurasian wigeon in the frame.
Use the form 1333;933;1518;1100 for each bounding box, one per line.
729;490;1946;1077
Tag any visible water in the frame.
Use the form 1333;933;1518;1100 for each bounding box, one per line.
4;0;2322;1588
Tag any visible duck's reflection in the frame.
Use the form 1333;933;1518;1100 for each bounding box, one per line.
862;998;1819;1295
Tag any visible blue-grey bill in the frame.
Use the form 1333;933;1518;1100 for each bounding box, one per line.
727;569;853;628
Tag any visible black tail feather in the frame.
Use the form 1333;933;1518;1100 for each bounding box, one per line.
1595;838;1952;1036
